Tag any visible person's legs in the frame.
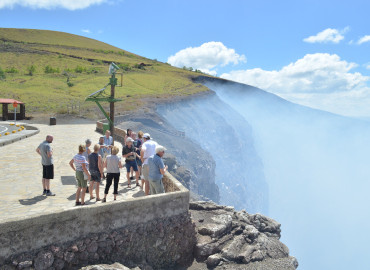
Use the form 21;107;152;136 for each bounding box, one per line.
89;181;95;199
158;179;165;194
126;172;131;187
42;178;46;192
103;173;113;202
76;187;81;204
149;180;155;195
125;162;131;187
44;165;55;196
95;181;100;200
131;161;139;187
150;180;165;195
135;170;140;187
45;179;50;190
81;187;87;204
142;164;150;195
113;173;120;200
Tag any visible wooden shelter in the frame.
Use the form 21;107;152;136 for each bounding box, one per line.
0;99;25;121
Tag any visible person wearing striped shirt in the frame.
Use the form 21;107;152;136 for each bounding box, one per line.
69;145;91;206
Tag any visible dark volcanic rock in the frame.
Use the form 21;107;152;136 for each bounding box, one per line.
189;201;298;270
115;115;220;203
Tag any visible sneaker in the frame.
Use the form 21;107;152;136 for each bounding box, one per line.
42;190;47;195
75;202;81;206
46;191;56;196
130;176;134;180
102;198;106;203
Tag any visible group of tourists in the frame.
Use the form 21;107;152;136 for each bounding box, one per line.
36;129;168;206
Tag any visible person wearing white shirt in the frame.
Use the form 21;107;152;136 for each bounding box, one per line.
140;133;158;195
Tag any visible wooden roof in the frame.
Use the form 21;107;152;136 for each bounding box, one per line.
0;99;24;104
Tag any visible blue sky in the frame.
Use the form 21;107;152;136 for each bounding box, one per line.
1;0;370;117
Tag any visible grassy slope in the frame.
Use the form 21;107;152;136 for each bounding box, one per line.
0;28;209;118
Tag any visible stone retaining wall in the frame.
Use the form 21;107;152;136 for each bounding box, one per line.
0;174;193;269
96;120;126;144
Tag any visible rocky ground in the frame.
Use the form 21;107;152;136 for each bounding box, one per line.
80;201;298;270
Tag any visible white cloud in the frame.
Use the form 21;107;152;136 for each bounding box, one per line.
221;53;368;94
167;41;246;75
358;35;370;45
82;29;91;33
220;53;370;117
0;0;108;10
366;64;370;70
303;27;348;44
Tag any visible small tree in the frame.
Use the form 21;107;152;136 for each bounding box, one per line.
44;65;59;74
27;65;36;76
5;67;19;73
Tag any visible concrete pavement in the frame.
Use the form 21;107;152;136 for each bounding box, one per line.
0;120;145;223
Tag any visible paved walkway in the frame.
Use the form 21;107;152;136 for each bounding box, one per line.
0;121;145;223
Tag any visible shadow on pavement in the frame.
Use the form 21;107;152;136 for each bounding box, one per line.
19;195;47;205
132;190;145;198
67;193;76;201
61;176;76;185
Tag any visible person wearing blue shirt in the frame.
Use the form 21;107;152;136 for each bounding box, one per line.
148;145;168;195
103;130;113;155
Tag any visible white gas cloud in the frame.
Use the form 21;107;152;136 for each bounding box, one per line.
0;0;108;10
303;27;348;44
358;35;370;45
82;29;91;33
221;53;370;117
167;41;246;75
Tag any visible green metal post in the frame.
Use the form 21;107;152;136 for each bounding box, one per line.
94;101;113;127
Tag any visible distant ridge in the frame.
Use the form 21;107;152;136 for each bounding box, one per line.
0;28;210;117
0;28;119;51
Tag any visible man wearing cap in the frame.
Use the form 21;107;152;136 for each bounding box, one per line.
140;133;158;195
122;137;140;188
148;145;168;194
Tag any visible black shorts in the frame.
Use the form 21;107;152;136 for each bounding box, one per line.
42;164;54;179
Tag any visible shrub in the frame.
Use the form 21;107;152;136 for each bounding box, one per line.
133;63;145;70
67;81;74;87
44;65;59;74
118;63;131;71
27;65;36;76
87;67;99;74
117;51;125;56
74;65;86;73
5;67;19;73
0;67;6;80
93;59;103;65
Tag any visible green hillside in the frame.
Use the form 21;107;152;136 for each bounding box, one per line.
0;28;209;118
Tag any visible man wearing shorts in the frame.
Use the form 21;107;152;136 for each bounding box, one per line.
122;137;140;188
140;133;158;195
36;135;55;196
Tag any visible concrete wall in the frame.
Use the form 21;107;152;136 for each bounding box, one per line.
0;174;194;269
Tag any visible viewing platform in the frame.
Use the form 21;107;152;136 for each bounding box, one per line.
0;118;192;268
